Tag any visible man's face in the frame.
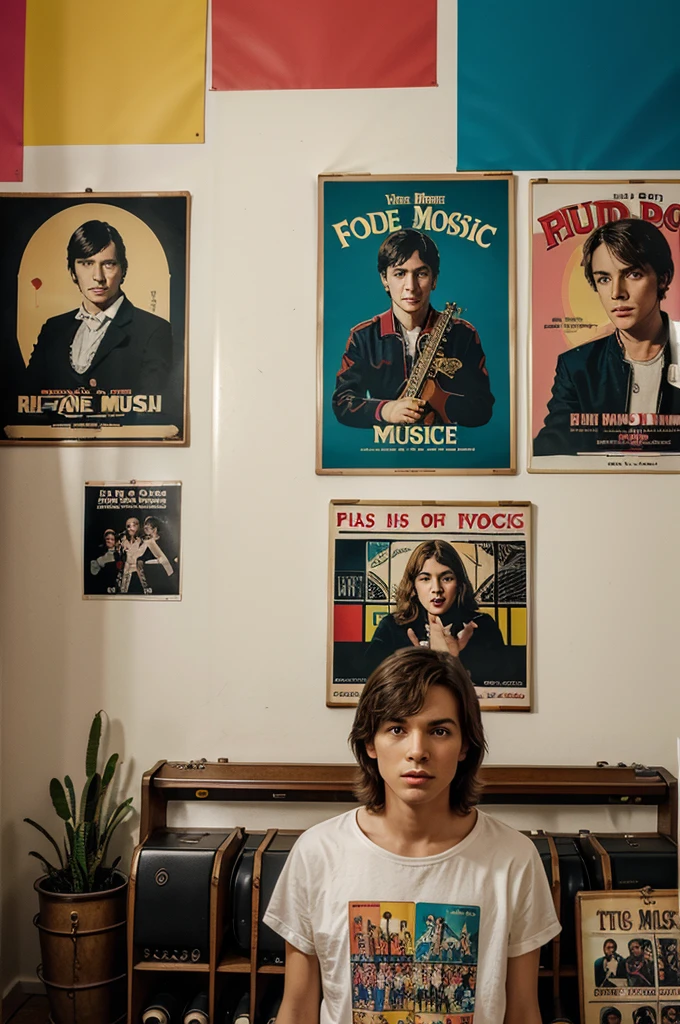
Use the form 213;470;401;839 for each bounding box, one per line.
630;941;642;956
72;240;124;313
366;684;467;814
605;1015;621;1024
591;244;662;337
604;940;616;956
104;532;116;549
381;250;436;323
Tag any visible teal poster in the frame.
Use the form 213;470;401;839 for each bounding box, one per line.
317;175;514;474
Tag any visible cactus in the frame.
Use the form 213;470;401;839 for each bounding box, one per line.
24;711;133;893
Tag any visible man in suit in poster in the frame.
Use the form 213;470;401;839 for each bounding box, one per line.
533;218;680;456
25;219;173;398
594;938;626;987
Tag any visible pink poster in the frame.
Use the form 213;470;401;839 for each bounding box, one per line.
0;0;25;182
530;180;680;473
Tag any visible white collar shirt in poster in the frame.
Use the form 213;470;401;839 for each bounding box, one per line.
71;293;125;374
263;807;561;1024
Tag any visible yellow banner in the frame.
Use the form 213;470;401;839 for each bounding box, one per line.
24;0;207;145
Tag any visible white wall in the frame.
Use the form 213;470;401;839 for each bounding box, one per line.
2;1;679;993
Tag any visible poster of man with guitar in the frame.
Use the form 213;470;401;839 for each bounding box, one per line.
332;228;495;430
317;174;514;473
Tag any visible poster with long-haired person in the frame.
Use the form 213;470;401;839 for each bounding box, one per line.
531;180;680;472
83;481;181;600
0;192;189;444
328;500;531;710
317;174;515;474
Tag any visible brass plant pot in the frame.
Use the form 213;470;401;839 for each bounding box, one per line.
34;872;127;1024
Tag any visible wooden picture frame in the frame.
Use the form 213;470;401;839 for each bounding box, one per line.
0;192;190;445
529;179;680;473
317;173;516;474
576;889;680;1024
327;499;531;709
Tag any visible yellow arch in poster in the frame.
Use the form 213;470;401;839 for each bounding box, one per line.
17;204;170;367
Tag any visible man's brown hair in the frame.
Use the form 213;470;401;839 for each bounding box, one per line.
581;218;673;300
349;647;486;814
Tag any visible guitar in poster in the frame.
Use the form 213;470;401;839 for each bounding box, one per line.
530;180;680;472
317;174;515;474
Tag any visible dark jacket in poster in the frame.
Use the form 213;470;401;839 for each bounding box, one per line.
332;306;495;430
365;603;507;687
26;295;173;395
534;327;680;456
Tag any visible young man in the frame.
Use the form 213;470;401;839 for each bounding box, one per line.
264;647;560;1024
625;939;655;987
594;937;626;987
26;219;173;396
331;229;495;429
534;217;680;456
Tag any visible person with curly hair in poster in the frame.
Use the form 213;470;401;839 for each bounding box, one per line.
625;938;655;988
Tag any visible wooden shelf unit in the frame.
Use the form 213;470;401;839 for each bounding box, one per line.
128;761;677;1022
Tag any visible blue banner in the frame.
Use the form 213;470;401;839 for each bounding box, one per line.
458;0;680;171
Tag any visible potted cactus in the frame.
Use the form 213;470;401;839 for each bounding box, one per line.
25;711;133;1024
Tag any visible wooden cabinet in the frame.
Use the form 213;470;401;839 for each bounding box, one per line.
127;761;677;1022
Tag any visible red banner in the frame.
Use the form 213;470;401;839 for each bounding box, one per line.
212;0;437;91
0;0;25;181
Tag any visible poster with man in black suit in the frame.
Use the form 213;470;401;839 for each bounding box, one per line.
0;193;189;444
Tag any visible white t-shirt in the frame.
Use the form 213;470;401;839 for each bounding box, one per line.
263;807;561;1024
625;345;665;414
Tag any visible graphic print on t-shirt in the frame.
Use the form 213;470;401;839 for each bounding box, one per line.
349;900;480;1024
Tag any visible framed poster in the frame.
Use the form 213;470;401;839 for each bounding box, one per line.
577;889;680;1024
327;500;531;709
317;174;515;474
83;481;182;599
0;192;189;444
530;180;680;472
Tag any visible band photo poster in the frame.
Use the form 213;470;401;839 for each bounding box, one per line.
328;500;531;710
530;180;680;472
317;174;515;474
83;481;182;600
0;192;190;444
576;890;680;1024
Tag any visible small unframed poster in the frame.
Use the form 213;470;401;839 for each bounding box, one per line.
328;500;531;709
577;889;680;1024
83;481;181;599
